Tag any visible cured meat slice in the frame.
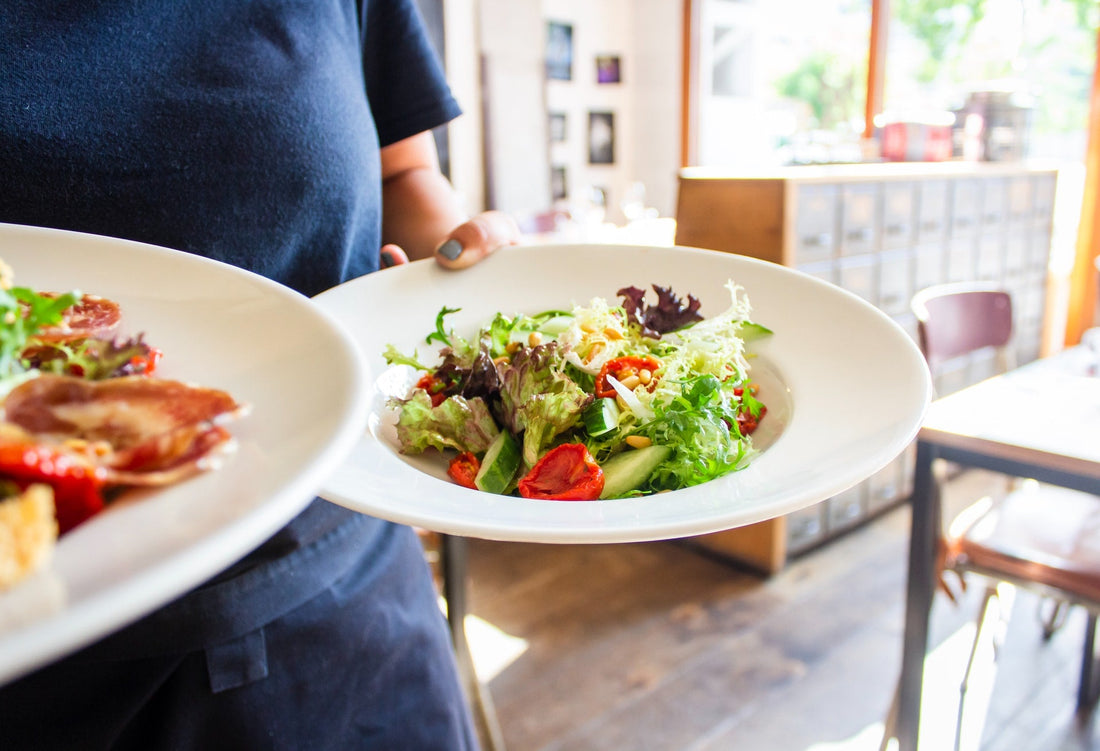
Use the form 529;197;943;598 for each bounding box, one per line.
32;294;122;343
1;374;248;484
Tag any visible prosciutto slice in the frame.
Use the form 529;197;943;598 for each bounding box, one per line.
2;374;248;486
32;294;122;343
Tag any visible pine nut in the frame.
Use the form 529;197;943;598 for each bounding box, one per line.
619;374;642;390
625;435;652;449
638;369;652;385
528;331;543;347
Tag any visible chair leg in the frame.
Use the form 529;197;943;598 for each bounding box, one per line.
441;534;508;751
954;585;1001;751
1039;598;1070;641
1077;612;1100;714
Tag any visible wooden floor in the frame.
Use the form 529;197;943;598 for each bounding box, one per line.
461;470;1100;751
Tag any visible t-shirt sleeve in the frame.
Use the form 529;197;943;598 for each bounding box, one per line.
359;0;463;147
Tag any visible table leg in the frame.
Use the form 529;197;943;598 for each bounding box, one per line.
441;534;508;751
895;441;938;751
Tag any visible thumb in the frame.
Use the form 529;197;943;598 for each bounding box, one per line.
434;211;520;270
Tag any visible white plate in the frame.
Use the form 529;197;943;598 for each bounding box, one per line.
314;243;931;544
0;223;370;685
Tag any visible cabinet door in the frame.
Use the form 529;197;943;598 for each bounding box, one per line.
839;183;879;256
793;184;839;264
882;182;916;250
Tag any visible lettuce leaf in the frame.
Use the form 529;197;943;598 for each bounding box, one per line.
497;342;591;465
391;390;500;454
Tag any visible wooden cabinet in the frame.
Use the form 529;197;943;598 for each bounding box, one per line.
674;162;1059;574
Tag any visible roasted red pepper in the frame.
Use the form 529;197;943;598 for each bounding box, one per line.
447;451;481;489
594;356;661;399
733;383;766;435
0;443;108;534
517;443;604;501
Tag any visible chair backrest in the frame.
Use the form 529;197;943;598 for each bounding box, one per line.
911;283;1014;372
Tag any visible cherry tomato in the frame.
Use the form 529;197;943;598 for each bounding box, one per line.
517;443;604;501
416;373;449;407
447;451;481;489
594;356;661;399
0;443;108;534
130;347;163;376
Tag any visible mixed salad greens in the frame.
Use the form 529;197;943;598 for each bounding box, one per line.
383;281;771;501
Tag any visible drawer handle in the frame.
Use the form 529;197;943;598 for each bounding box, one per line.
846;228;871;241
801;233;832;247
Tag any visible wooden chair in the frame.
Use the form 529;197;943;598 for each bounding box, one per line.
882;283;1100;750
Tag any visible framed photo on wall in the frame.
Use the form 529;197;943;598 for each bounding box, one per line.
551;166;567;201
546;22;573;81
549;112;567;143
587;111;615;165
596;55;621;84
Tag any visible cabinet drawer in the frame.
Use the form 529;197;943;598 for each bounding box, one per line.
1031;173;1057;224
1004;234;1028;279
793;184;839;263
839;184;880;255
950;178;982;236
826;485;866;533
797;260;838;285
837;255;877;304
914;243;946;291
882;182;917;249
867;456;904;513
1026;228;1053;273
878;249;914;316
976;235;1004;281
1008;175;1033;226
947;236;977;282
980;177;1009;229
916;180;949;243
786;502;826;554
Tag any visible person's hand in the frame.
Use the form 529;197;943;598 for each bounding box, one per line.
379;211;520;270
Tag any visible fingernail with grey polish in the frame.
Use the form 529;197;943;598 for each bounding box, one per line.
437;239;463;261
380;250;396;268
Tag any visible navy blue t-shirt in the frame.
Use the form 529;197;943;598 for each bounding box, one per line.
0;0;460;557
0;0;466;715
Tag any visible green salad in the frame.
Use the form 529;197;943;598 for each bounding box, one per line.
384;281;771;501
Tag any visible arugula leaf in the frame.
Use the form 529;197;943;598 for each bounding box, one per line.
0;286;79;380
635;375;753;490
425;305;461;348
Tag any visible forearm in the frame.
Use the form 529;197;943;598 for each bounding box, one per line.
380;161;467;262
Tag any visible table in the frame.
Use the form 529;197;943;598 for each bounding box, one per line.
894;343;1100;751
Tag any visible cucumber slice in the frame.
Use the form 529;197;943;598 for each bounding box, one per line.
475;431;522;495
583;397;620;437
598;444;672;499
537;315;574;336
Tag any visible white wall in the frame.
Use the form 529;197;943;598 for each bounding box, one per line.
470;0;682;223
